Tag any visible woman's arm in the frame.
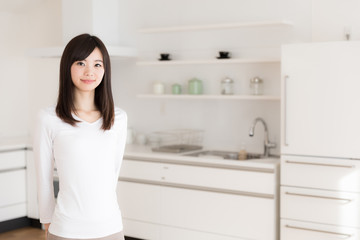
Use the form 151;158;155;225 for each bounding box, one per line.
115;111;127;178
33;109;56;224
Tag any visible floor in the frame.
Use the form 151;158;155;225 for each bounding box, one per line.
0;227;140;240
0;227;46;240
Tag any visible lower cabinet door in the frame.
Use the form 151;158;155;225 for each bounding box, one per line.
281;219;359;240
160;225;249;240
116;181;162;239
117;180;276;240
0;203;27;222
161;186;276;240
122;218;161;240
0;169;27;208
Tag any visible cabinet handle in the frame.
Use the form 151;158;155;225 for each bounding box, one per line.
285;192;352;203
283;75;289;146
285;160;355;168
285;225;352;238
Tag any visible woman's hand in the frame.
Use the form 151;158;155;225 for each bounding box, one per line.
44;223;50;238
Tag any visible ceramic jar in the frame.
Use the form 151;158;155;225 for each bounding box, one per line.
172;83;182;94
153;81;165;94
188;78;203;94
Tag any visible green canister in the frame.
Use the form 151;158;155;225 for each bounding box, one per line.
188;78;203;94
172;83;182;94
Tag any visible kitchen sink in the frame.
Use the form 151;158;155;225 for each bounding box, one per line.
182;150;263;160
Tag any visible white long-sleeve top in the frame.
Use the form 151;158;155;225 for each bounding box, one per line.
33;106;127;239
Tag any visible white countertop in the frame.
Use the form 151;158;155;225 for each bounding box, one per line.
0;136;279;170
125;144;279;170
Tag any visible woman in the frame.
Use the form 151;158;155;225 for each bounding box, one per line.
33;33;127;240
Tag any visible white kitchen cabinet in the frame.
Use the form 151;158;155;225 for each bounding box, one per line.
0;150;25;171
0;150;27;222
161;186;274;240
281;156;360;192
117;181;162;225
26;149;39;219
280;42;360;240
281;219;359;240
117;157;279;240
281;186;360;228
121;159;275;195
281;41;360;159
162;161;275;195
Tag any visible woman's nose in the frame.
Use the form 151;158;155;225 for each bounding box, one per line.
84;66;94;76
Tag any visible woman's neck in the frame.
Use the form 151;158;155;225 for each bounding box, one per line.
73;89;97;112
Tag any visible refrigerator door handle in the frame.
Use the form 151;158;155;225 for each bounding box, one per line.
285;160;355;169
285;191;352;203
285;225;352;238
284;75;289;146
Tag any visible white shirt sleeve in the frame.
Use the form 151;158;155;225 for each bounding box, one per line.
115;111;127;178
33;109;56;224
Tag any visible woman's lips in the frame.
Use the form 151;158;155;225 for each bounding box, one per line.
81;79;95;84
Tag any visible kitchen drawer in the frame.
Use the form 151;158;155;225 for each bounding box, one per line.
0;169;27;207
281;186;360;228
281;219;359;240
0;150;26;171
161;186;275;240
161;225;249;240
164;163;275;195
120;159;275;195
122;218;160;240
281;155;360;192
0;203;27;222
120;159;162;182
117;181;162;224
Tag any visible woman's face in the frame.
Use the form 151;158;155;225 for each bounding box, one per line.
70;47;105;93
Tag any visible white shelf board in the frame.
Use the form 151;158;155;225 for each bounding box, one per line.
137;94;280;101
136;58;280;66
139;20;293;33
27;46;138;58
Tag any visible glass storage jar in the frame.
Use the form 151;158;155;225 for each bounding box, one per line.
249;77;263;95
221;77;234;95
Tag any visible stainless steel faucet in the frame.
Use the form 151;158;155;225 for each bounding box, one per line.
249;117;276;158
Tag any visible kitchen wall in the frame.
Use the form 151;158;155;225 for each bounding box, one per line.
312;0;360;41
111;0;313;154
2;0;360;154
0;0;62;138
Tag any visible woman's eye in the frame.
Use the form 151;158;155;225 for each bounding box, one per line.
95;63;103;67
76;61;85;66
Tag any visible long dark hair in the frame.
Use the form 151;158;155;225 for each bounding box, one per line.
56;33;114;130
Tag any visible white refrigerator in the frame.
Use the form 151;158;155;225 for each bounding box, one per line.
280;42;360;240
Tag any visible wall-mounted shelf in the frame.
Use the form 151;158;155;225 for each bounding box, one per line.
27;46;138;59
137;94;280;101
136;58;280;66
138;20;293;33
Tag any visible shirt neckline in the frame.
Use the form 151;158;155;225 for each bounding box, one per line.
72;112;102;125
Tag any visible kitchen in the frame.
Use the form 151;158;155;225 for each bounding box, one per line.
1;0;360;239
